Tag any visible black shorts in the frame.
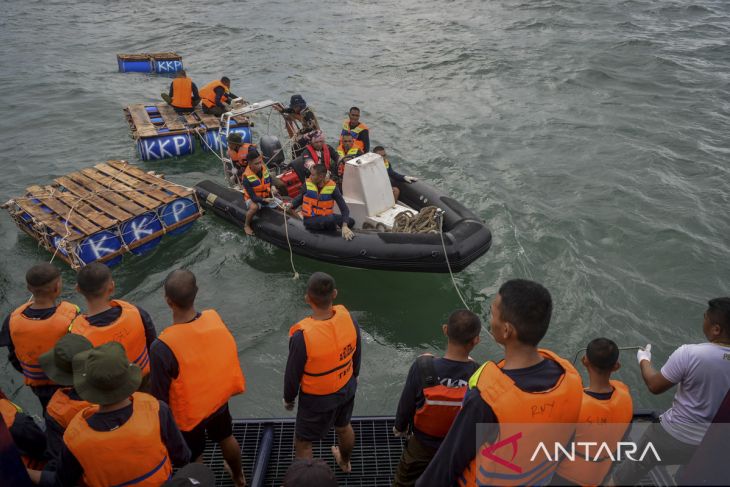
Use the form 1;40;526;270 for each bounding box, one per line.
181;403;233;460
295;396;355;442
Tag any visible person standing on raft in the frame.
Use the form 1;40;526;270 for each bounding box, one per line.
283;272;362;473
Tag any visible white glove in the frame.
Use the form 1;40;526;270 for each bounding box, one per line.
342;225;355;241
404;176;418;183
637;344;652;364
392;426;408;438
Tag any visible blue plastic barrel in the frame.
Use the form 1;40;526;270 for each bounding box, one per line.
137;134;194;161
77;231;123;266
154;59;183;74
120;212;163;255
201;126;252;152
159;197;199;236
118;59;153;73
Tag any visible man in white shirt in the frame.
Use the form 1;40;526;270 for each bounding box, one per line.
612;297;730;484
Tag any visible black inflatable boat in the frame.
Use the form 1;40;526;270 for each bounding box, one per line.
194;176;491;273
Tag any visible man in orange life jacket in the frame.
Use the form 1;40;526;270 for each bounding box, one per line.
552;337;633;486
38;334;93;470
372;146;418;202
291;130;340;185
288;164;356;240
149;269;247;487
226;132;254;185
0;388;47;470
199;76;238;116
27;342;190;487
0;263;80;410
340;106;369;153
392;310;482;487
163;70;200;114
416;279;583;486
283;272;362;473
241;147;278;236
335;134;363;180
69;263;157;380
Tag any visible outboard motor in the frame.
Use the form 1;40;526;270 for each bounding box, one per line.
259;135;285;168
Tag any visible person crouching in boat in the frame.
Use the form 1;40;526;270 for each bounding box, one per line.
290;130;339;186
226;132;254;186
335;133;363;180
241;148;278;236
286;164;355;241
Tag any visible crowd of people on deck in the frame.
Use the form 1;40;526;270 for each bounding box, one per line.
1;261;729;486
162;72;418;241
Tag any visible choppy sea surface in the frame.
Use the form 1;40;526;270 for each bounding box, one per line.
1;0;729;418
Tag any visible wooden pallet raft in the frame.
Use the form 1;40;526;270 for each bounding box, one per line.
3;160;203;269
123;103;253;161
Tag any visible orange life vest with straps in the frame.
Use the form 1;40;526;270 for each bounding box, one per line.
170;77;193;109
228;143;254;170
459;349;583;487
336;145;361;177
301;179;337;218
555;381;633;486
289;305;357;396
69;300;150;375
64;392;172;487
305;144;333;172
199;80;229;108
340;120;368;152
9;301;79;386
242;165;272;201
158;310;246;431
46;387;92;430
413;354;474;439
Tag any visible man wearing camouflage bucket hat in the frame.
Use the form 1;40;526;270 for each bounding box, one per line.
27;342;190;487
38;333;93;468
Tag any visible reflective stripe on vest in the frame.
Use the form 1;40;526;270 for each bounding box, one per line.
47;387;92;430
383;158;391;170
242;165;272;201
171;77;193;108
305;144;332;171
0;398;20;428
340;121;368;151
69;300;150;375
158;310;246;431
9;301;79;386
301;179;337;218
555;381;633;486
336;146;360;159
64;393;172;487
199;80;229;108
459;349;583;487
289;305;357;395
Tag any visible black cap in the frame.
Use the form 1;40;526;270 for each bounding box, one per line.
289;94;306;109
246;147;261;162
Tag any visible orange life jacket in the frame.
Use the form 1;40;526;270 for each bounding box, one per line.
301;179;337;218
46;387;92;430
555;381;633;486
69;300;150;375
9;301;79;386
335;145;361;177
64;392;172;487
413;354;473;438
289;305;357;395
305;144;333;172
459;349;583;487
0;398;46;470
242;165;272;201
158;310;246;431
340;120;368;152
171;77;193;108
199;80;229;108
228;143;253;170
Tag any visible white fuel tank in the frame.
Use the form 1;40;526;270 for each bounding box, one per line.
340;153;396;228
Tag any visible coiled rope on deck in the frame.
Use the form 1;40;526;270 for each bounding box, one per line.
392;206;440;234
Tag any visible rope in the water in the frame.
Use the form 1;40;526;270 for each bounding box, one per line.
277;203;299;280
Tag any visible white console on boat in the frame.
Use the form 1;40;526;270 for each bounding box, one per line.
340;152;411;230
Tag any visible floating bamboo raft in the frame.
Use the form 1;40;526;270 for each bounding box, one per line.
123;103;252;161
4;160;203;269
